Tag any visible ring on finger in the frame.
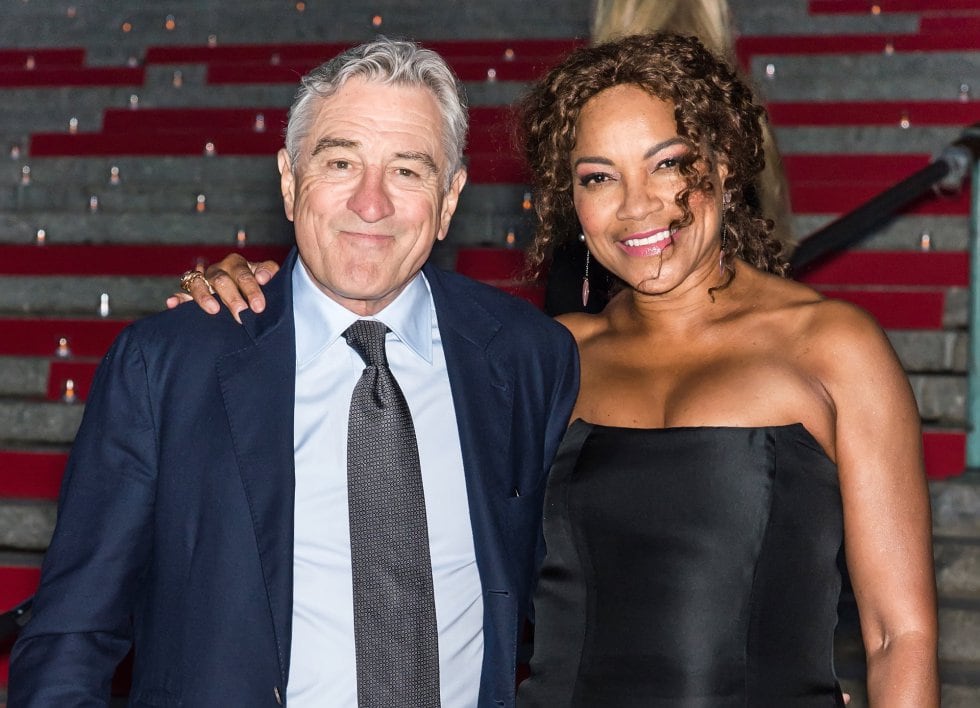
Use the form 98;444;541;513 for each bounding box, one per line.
179;270;214;294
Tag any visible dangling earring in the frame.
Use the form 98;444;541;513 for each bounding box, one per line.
582;250;591;308
579;233;590;308
719;191;732;274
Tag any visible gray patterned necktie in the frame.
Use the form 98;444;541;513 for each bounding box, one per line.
343;319;440;708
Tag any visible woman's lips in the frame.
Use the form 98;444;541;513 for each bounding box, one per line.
618;228;674;257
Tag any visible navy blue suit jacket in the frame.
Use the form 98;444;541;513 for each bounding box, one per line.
10;250;579;707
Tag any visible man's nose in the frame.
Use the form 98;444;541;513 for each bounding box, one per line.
347;167;395;222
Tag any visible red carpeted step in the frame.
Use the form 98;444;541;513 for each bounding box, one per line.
0;48;85;67
45;360;100;403
784;154;932;184
809;0;980;13
0;244;290;276
0;66;143;88
0;567;40;618
102;107;289;133
798;251;968;287
768;101;979;126
0;451;66;500
455;247;527;281
0;318;129;357
736;33;980;65
923;430;967;480
815;288;946;329
29;129;282;157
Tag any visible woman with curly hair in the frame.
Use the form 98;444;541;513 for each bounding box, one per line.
515;32;937;706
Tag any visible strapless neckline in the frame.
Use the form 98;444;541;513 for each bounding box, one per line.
568;418;835;467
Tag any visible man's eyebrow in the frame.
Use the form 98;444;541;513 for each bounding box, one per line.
395;151;439;175
311;136;358;156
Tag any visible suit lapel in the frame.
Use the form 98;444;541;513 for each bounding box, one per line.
424;265;516;591
216;249;298;688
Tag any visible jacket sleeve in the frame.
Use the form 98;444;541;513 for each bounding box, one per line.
8;327;158;706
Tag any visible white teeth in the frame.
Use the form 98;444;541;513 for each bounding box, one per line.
624;229;673;248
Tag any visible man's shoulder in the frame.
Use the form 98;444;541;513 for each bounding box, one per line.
425;264;564;334
122;301;256;357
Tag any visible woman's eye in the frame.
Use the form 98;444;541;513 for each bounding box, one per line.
578;172;609;187
656;157;679;170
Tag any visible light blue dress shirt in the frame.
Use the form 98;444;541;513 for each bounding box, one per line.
288;259;484;706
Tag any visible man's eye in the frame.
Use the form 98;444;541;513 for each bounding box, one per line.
330;160;350;170
395;167;418;178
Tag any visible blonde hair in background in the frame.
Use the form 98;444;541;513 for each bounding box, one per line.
591;0;795;249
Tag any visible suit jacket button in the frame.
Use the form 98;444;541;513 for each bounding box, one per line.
274;686;283;705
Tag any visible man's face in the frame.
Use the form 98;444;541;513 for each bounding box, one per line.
279;77;466;316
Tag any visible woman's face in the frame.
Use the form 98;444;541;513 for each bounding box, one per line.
570;84;727;298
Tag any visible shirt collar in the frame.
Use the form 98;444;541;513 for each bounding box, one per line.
292;257;433;368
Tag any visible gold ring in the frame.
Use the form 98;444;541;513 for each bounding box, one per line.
179;269;213;294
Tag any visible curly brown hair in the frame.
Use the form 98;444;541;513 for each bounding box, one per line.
518;31;788;285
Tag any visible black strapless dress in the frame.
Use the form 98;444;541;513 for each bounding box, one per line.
518;421;846;707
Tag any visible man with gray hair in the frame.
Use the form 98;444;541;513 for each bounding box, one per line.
9;38;577;707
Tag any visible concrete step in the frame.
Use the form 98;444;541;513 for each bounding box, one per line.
751;53;980;102
931;476;980;538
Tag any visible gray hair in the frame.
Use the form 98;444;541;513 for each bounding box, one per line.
284;37;468;191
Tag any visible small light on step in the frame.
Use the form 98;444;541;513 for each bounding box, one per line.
504;48;515;61
128;93;139;109
126;56;139;68
121;21;132;33
208;34;218;48
98;293;111;317
959;83;971;102
296;2;306;12
35;228;46;245
62;378;76;404
66;6;76;18
870;4;881;15
486;67;497;83
24;55;35;70
109;165;121;185
522;191;532;211
372;14;383;28
56;337;72;357
899;110;910;129
765;63;776;79
172;69;183;88
270;52;281;66
236;227;248;247
883;41;894;55
20;165;31;185
9;143;20;159
195;194;207;212
88;195;99;213
919;232;931;251
203;141;216;156
505;226;516;248
253;113;266;132
164;14;176;31
68;116;78;134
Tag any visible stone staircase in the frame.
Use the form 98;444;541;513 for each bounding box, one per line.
1;0;978;703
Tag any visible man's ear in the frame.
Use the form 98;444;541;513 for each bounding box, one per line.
278;148;296;222
436;168;468;242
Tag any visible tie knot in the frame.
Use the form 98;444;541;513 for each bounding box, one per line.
343;319;390;368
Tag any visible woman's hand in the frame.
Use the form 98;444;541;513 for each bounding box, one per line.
167;255;281;323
